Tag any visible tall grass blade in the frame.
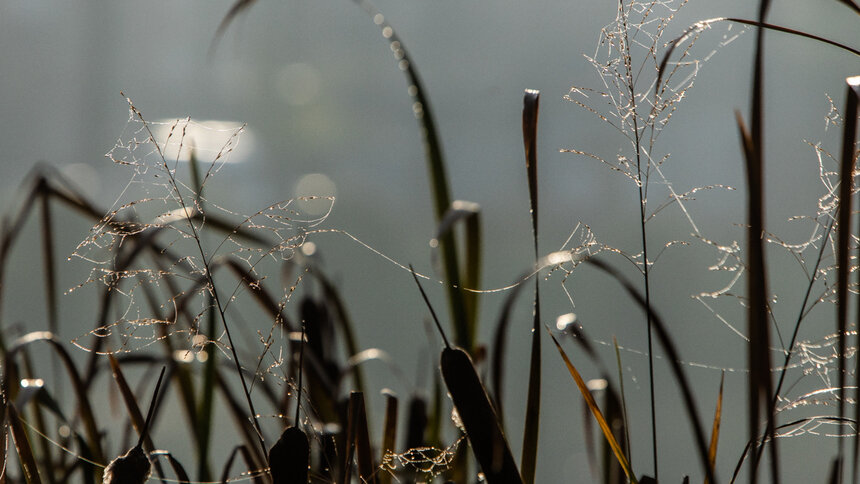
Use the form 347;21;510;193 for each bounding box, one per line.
7;403;42;484
836;0;860;15
491;280;529;425
520;88;542;484
548;330;636;484
735;106;776;484
835;75;858;481
658;19;859;95
705;372;725;484
352;0;470;351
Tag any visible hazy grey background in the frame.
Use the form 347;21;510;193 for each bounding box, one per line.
0;0;857;481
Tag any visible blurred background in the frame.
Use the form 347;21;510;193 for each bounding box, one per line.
0;0;857;481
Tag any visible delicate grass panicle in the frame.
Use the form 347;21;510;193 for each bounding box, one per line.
0;0;857;482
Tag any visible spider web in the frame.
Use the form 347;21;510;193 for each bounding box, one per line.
69;97;331;357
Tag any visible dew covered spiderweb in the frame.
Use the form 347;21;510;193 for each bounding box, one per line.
70;96;331;358
557;0;860;448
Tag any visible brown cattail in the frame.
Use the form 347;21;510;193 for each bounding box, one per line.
103;446;151;484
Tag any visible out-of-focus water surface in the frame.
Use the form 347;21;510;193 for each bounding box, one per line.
0;0;857;481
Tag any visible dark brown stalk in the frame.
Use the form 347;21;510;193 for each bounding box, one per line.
520;88;542;484
618;0;659;476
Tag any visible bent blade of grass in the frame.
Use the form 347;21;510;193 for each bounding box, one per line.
7;403;42;484
4;332;105;474
705;372;725;484
572;256;716;484
548;330;636;484
520;88;542;484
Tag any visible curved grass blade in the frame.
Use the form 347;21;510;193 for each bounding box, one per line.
705;372;725;484
157;451;190;483
657;18;860;95
37;181;57;335
520;88;541;484
491;279;529;425
3;332;105;475
581;256;716;484
219;445;266;484
7;403;42;484
548;330;636;484
351;0;470;352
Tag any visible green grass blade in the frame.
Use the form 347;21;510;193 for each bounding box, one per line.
548;330;636;484
352;0;471;352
